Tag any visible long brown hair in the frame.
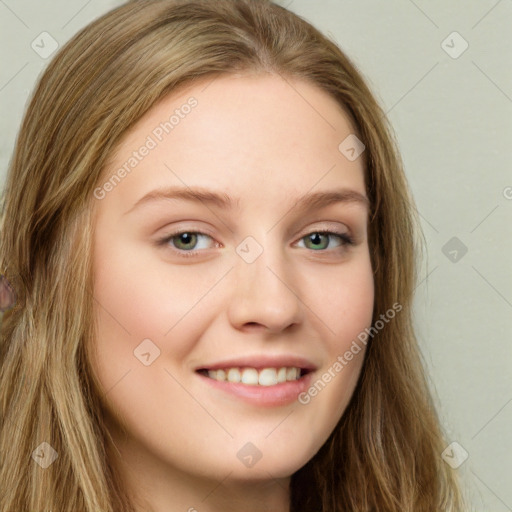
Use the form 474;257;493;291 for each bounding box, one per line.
0;0;466;510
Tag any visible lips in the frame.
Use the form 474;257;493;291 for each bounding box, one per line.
194;354;318;406
196;365;316;407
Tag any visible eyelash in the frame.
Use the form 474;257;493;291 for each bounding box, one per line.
155;228;355;259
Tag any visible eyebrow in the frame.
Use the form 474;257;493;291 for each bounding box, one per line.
123;185;370;216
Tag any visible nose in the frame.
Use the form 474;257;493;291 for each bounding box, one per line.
227;239;303;334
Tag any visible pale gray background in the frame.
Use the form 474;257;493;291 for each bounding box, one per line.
1;0;511;510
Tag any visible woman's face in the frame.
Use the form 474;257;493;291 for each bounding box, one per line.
90;73;374;499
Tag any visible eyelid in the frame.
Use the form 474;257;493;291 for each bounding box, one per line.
155;222;356;258
156;220;353;240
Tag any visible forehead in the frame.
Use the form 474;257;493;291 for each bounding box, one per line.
95;73;366;216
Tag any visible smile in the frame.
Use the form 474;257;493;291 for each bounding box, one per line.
195;367;315;407
197;366;308;386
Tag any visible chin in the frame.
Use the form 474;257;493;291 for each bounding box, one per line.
207;437;319;481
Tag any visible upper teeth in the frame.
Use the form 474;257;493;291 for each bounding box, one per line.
207;367;302;386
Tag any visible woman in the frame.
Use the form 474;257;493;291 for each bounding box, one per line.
0;0;466;510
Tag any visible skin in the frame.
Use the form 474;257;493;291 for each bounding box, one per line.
90;72;374;512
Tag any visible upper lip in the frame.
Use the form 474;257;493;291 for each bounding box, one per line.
195;355;318;372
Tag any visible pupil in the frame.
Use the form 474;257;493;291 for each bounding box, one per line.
311;233;321;246
178;233;194;248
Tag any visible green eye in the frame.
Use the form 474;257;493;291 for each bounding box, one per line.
171;232;200;250
300;231;354;251
156;229;354;259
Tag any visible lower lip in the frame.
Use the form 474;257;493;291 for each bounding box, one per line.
196;371;315;407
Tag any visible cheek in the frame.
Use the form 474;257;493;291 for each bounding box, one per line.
90;234;169;394
93;246;170;337
327;256;374;397
90;234;225;397
91;234;211;343
309;252;375;344
296;254;373;438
